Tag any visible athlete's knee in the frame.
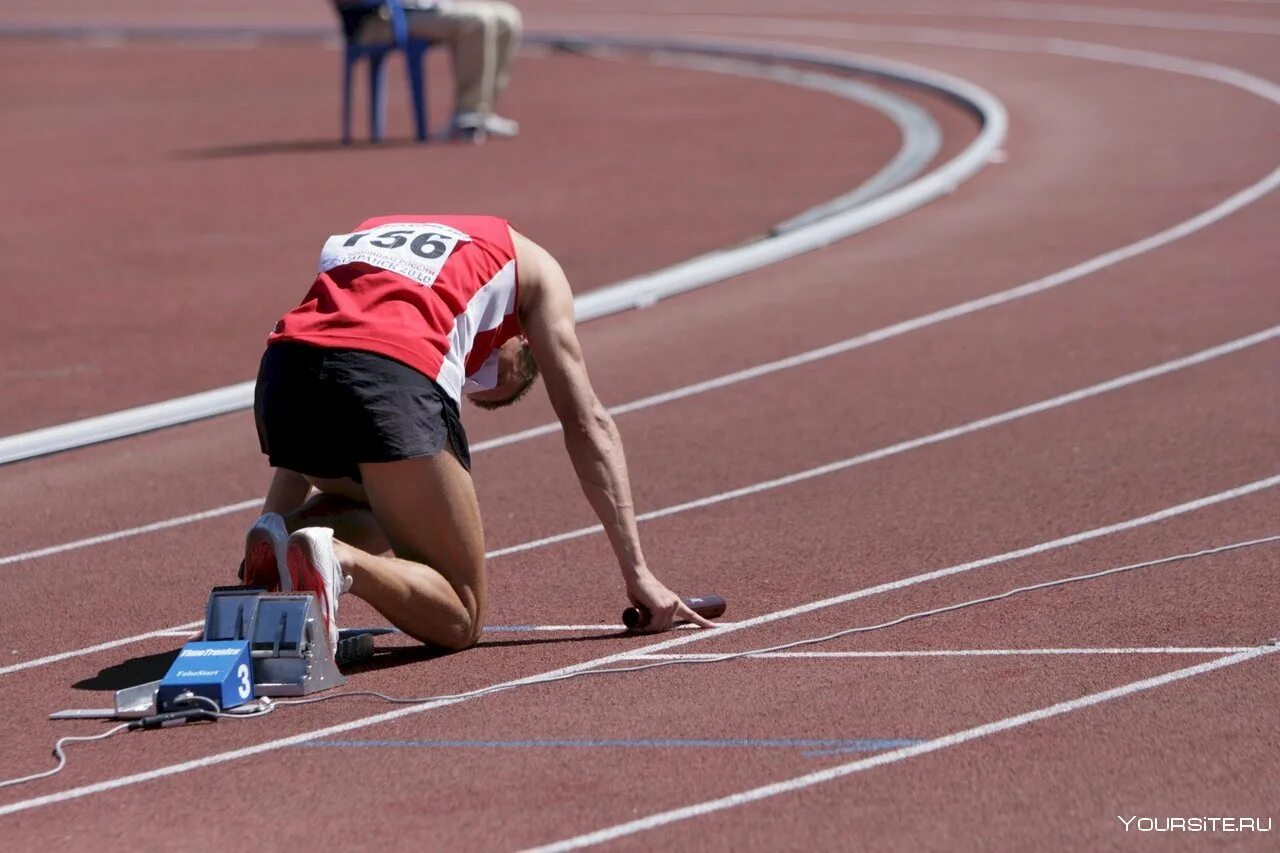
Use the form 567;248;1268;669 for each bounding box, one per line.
438;603;484;651
436;572;485;650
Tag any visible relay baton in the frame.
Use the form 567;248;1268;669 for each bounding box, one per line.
623;594;726;630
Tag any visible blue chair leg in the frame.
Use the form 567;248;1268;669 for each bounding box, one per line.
368;50;388;143
406;46;428;142
341;50;356;146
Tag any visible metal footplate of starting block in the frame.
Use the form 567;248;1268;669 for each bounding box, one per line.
204;586;345;697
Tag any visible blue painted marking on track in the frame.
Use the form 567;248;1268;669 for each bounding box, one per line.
804;741;922;756
298;737;922;753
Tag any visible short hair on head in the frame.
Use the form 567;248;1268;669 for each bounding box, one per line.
469;341;539;410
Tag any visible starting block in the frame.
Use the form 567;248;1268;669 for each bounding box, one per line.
53;585;376;722
200;585;347;698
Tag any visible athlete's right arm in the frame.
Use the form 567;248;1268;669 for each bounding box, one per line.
512;230;714;632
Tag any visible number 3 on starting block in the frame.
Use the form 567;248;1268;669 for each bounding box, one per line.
157;640;254;712
236;662;251;700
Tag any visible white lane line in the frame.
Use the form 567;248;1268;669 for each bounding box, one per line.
485;327;1280;559
0;476;1273;816
0;35;1002;466
971;1;1280;36
485;624;712;632
524;647;1279;851
0;499;263;567
562;18;1280;105
0;623;202;677
0;624;683;678
5;294;1271;574
563;38;1004;324
439;27;1280;458
472;21;1280;451
3;327;1276;676
835;0;1280;36
627;647;1258;659
485;624;620;633
629;51;943;228
11;26;1280;563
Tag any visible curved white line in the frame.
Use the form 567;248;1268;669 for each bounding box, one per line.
828;0;1280;36
547;17;1280;105
629;51;943;232
565;36;1006;321
0;35;1003;465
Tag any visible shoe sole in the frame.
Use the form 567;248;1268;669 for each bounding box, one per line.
288;538;338;650
244;527;281;591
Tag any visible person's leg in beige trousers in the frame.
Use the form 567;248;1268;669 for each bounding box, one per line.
371;0;522;139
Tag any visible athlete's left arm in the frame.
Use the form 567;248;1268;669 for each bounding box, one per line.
512;230;715;632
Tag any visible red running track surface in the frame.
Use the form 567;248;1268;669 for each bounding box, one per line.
1;1;1278;849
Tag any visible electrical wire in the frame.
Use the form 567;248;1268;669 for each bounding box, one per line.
0;698;275;791
6;532;1276;791
276;533;1280;708
0;723;130;791
173;693;276;720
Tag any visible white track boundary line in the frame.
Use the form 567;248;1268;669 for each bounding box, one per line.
631;51;942;231
525;647;1279;851
0;625;666;678
8;24;1279;557
484;327;1280;559
5;305;1272;574
628;647;1257;659
0;499;263;568
484;623;714;632
468;25;1280;455
0;35;1004;466
835;1;1280;36
2;327;1275;677
560;18;1280;105
485;624;622;633
0;476;1274;816
0;623;204;677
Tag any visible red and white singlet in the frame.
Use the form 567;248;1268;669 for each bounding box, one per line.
269;215;521;403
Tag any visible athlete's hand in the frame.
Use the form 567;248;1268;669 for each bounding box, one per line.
625;571;718;632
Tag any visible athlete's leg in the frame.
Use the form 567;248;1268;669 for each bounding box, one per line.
319;450;487;651
283;488;391;557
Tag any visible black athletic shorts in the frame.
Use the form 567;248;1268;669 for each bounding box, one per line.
254;341;471;482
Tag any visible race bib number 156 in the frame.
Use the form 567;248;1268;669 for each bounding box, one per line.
319;222;471;287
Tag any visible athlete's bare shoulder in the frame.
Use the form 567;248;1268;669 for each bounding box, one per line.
509;227;572;323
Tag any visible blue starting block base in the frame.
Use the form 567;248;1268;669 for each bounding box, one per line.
157;640;253;712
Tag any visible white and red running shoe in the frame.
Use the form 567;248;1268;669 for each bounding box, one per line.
242;513;292;592
286;527;351;654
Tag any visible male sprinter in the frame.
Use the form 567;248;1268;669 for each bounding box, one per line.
246;215;715;653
